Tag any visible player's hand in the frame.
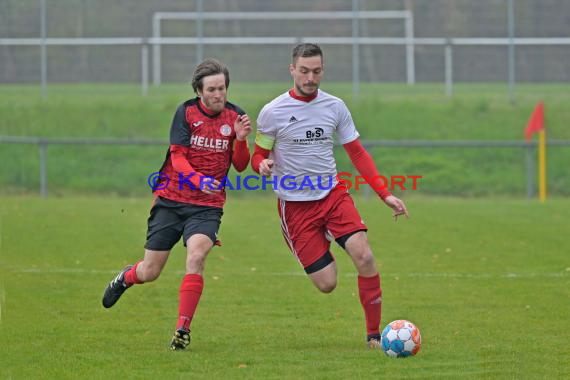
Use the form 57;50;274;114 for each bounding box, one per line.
234;114;252;141
259;159;274;176
383;195;409;222
201;178;222;195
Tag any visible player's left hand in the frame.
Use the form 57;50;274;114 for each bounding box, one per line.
383;195;409;222
201;178;222;195
234;114;252;141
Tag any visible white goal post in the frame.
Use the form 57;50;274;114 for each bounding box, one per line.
151;10;415;89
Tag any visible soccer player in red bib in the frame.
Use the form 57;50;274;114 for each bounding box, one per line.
102;58;252;350
252;44;409;348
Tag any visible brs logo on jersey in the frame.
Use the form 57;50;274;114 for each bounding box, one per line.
306;128;324;139
294;127;328;145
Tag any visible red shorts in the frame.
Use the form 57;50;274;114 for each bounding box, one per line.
277;186;367;271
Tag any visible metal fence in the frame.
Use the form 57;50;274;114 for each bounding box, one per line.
1;0;569;98
1;135;568;198
3;33;570;97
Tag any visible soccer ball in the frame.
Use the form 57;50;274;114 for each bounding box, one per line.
381;320;421;358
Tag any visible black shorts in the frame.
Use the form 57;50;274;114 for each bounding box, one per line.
144;196;223;251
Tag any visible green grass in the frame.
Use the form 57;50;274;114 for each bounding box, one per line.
0;196;569;379
0;83;569;197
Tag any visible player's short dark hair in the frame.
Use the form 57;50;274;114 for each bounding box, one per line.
292;43;323;64
191;58;230;94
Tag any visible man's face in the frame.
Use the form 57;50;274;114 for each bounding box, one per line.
289;55;323;97
197;73;227;113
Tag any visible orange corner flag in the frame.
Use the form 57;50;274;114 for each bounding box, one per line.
524;102;547;202
524;102;545;141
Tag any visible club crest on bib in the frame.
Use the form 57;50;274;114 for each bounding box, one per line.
220;124;232;136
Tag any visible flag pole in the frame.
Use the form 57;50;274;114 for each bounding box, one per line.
538;129;547;202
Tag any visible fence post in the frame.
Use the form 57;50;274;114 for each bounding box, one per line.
405;11;415;85
40;0;47;98
352;0;360;99
141;42;149;96
39;140;48;197
196;0;204;66
362;177;371;200
152;14;161;86
445;40;453;97
507;0;516;104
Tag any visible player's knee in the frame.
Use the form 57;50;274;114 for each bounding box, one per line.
187;251;208;270
354;250;375;269
317;280;337;293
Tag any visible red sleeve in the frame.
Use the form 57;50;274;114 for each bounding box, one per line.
251;144;271;174
343;139;392;200
231;139;250;172
170;144;202;187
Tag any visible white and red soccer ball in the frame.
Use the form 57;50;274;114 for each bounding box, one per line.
381;320;422;358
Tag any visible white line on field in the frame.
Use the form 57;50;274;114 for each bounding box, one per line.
0;283;4;324
258;271;568;279
12;268;118;275
4;267;568;279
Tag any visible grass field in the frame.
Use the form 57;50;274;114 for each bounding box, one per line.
1;195;569;379
1;83;570;197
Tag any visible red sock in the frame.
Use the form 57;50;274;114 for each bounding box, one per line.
177;274;204;331
124;261;144;286
358;273;382;335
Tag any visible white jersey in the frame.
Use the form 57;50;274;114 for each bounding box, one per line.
256;89;359;201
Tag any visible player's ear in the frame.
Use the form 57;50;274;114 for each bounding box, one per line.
289;63;295;75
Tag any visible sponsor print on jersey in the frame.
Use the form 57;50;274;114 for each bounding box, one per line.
292;127;329;145
190;134;230;152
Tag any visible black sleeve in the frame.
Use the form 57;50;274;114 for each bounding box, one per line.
226;101;246;116
169;104;191;146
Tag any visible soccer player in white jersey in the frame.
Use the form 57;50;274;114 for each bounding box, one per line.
251;43;409;348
